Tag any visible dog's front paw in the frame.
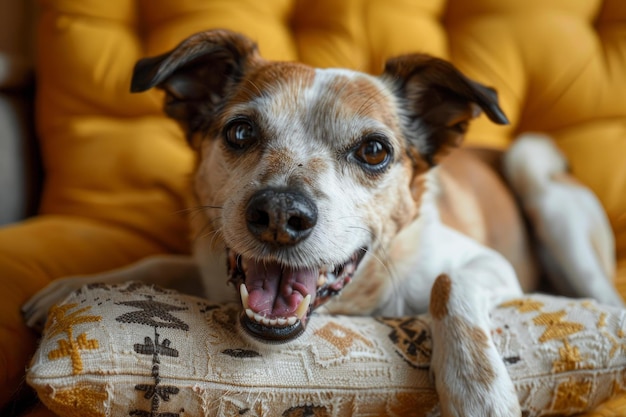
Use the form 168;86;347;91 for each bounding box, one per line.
431;333;521;417
433;365;521;417
22;277;89;331
429;274;521;417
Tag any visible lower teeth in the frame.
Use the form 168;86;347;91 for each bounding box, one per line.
245;309;298;327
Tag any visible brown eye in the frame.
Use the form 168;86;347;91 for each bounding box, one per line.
353;136;392;171
224;119;257;150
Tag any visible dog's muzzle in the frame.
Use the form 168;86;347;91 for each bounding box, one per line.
227;188;366;343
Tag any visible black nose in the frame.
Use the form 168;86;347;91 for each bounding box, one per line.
245;188;318;246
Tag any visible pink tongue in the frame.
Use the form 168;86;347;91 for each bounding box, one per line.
244;259;318;318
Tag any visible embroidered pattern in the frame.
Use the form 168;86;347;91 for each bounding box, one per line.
532;310;585;343
551;379;593;412
552;340;590;373
602;329;626;359
116;296;189;417
378;317;431;369
45;303;101;375
116;298;189;330
315;322;374;356
222;348;261;358
281;404;330;416
46;385;107;417
499;298;544;313
499;296;603;414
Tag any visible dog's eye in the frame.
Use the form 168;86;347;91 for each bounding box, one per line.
224;119;257;150
353;137;391;170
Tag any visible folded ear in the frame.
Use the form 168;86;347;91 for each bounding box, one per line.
383;54;508;166
131;30;261;134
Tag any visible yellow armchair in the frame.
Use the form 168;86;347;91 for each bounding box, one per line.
2;0;625;415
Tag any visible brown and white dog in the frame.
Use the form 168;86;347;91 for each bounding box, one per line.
24;30;623;417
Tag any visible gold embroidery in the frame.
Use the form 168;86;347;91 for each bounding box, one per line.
46;303;102;375
315;322;374;355
532;310;584;343
551;379;592;412
581;301;609;329
552;340;590;373
44;385;107;417
499;298;544;313
602;330;626;359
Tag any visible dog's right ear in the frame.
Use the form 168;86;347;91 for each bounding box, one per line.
131;30;260;134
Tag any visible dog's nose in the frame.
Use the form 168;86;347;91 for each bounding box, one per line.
245;188;318;246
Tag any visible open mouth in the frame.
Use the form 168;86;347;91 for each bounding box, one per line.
227;248;366;343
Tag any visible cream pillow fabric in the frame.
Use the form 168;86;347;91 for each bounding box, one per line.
27;282;626;417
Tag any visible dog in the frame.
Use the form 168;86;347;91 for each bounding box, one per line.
23;29;623;417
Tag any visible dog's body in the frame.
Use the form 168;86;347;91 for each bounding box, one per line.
24;30;623;417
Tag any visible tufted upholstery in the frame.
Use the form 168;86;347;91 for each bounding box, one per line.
1;0;625;415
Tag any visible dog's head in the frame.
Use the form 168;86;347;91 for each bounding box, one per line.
131;30;507;343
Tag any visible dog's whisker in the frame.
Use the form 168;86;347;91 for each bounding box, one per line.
345;224;403;296
197;227;220;243
176;205;224;215
195;217;223;243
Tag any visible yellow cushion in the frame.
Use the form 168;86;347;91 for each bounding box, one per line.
1;0;625;414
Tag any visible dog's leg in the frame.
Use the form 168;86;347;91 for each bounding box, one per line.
22;255;200;330
429;250;523;417
503;133;623;306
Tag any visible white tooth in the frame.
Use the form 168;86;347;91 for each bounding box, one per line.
269;319;277;326
254;313;264;323
327;272;336;282
262;317;270;326
317;274;326;287
240;284;249;309
295;294;311;320
246;309;254;319
287;316;297;326
277;318;287;326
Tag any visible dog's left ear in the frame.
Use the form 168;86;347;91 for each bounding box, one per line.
383;54;508;166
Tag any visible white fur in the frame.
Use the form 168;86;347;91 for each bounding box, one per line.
504;133;621;306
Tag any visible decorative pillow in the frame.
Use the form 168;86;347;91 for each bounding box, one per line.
27;282;626;417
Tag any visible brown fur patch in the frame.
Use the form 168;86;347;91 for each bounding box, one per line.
231;62;316;104
451;316;497;385
306;157;328;176
259;148;295;183
324;76;398;129
429;274;452;320
298;157;328;191
409;168;429;206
